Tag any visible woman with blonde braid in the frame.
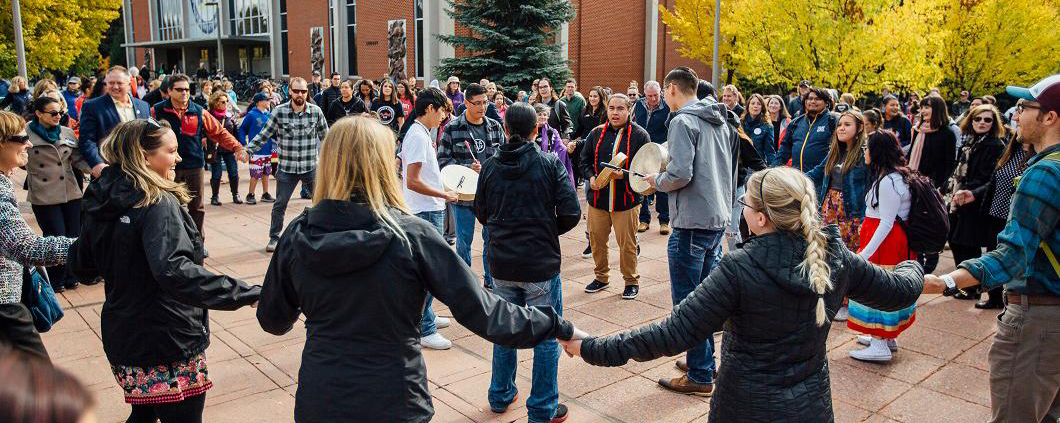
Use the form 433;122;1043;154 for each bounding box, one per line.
560;167;924;422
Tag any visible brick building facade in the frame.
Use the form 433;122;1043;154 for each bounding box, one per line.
123;0;712;92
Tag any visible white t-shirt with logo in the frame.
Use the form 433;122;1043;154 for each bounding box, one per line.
400;121;446;214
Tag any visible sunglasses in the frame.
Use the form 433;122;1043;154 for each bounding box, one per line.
144;118;163;136
972;116;993;123
41;110;66;117
171;87;190;93
5;134;29;143
291;89;308;94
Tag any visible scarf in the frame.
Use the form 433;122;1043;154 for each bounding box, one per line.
945;133;984;209
28;121;60;144
908;123;938;171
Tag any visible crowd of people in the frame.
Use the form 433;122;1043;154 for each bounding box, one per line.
0;59;1056;423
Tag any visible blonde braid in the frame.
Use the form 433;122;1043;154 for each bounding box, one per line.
796;186;832;326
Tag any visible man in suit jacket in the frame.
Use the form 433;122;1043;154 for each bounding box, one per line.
79;66;152;177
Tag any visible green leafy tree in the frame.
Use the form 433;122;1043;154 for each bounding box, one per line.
437;0;575;91
0;0;122;76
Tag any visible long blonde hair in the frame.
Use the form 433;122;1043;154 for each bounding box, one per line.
99;120;191;207
822;110;867;176
314;116;411;245
746;167;832;326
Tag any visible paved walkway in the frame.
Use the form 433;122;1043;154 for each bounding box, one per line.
21;170;996;422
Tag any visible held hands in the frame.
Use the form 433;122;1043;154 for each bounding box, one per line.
923;274;946;295
236;150;250;163
557;326;589;358
952;190;974;206
91;163;108;178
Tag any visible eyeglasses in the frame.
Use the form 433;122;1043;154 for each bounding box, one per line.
41;110;66;117
4;134;29;143
972;116;993;123
1016;102;1041;113
291;89;308;94
737;196;756;211
467;100;486;107
171;87;190;93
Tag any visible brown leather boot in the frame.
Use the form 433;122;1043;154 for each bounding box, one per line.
676;358;688;372
658;375;713;396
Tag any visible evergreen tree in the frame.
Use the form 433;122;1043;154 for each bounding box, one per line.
437;0;575;92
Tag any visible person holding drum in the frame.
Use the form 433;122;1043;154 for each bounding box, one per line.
632;81;672;235
438;83;505;290
579;93;650;300
640;67;740;395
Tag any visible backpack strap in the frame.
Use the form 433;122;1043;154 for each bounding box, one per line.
1014;151;1060;277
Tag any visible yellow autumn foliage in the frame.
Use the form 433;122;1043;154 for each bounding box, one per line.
0;0;122;76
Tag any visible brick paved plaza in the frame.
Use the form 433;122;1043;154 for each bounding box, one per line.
20;171;996;422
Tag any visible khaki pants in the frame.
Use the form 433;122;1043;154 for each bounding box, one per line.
587;206;639;286
988;300;1060;423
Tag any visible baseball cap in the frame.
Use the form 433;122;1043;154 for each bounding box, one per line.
252;92;271;104
67;76;81;85
1006;74;1060;112
799;80;811;88
447;76;460;84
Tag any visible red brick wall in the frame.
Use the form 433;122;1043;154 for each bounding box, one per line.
355;0;416;80
657;0;711;83
285;0;330;79
129;0;152;68
568;0;645;93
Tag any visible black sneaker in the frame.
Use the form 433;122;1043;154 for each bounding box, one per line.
550;403;569;422
261;192;276;202
232;193;243;204
637;244;641;257
584;280;609;293
622;285;639;299
210;196;222;206
245;194;257;205
581;245;592;258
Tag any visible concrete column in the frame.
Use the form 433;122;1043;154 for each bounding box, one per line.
123;0;135;67
269;0;281;77
643;0;659;83
558;22;569;60
425;0;454;84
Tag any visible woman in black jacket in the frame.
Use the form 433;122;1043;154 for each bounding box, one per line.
561;167;923;422
255;117;575;423
945;105;1006;302
70;119;260;423
907;95;957;273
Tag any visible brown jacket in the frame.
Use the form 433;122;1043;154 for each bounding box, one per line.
26;126;92;206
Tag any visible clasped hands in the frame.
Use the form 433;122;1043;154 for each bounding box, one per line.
557;326;589;358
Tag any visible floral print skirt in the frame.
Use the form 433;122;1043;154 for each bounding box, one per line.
820;188;862;252
111;352;213;404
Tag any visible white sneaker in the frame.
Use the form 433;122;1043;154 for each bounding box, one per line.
849;338;893;362
833;305;849;322
857;335;898;352
420;333;452;350
435;317;451;329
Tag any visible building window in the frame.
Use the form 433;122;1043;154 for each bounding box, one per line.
280;0;288;75
156;0;184;41
229;0;269;36
415;0;423;78
346;0;357;76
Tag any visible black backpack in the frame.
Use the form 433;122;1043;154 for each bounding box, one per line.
872;172;949;255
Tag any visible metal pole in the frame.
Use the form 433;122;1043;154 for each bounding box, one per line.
12;0;28;79
710;0;721;89
215;5;224;74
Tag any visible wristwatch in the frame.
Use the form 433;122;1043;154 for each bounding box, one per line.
940;274;959;297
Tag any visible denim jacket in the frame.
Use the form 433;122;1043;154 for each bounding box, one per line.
806;158;869;219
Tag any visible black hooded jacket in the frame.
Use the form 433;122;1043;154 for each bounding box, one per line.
69;166;260;367
255;200;574;423
580;226;924;422
473;140;581;282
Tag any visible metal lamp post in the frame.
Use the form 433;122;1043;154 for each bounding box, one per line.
204;1;224;74
12;0;28;79
711;0;721;89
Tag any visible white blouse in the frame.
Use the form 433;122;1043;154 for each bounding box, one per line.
860;172;911;260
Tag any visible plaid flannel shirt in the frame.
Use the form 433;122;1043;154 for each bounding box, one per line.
959;144;1060;296
438;113;506;206
245;102;328;175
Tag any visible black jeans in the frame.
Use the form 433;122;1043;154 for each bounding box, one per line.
0;303;49;360
126;392;206;423
31;199;81;288
270;170;315;241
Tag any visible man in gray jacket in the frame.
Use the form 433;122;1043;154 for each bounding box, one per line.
642;66;740;396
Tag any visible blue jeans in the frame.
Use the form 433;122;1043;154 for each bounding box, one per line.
416;210;446;336
639;191;670;224
725;186;746;251
209;151;238;182
451;204;493;288
667;227;724;384
488;276;562;423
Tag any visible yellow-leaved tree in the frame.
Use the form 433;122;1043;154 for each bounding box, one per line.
661;0;945;95
0;0;122;76
935;0;1060;97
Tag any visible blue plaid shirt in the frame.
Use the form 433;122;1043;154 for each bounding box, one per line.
959;144;1060;296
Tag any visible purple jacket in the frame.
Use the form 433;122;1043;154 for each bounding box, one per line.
538;124;574;188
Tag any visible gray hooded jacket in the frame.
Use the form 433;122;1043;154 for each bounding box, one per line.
655;98;740;231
